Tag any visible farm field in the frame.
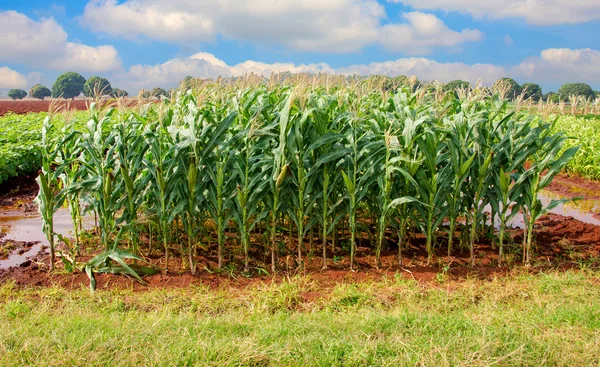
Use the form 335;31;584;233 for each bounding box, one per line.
0;99;90;116
0;83;599;366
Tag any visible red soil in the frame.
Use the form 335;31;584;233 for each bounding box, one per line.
0;98;143;116
0;99;89;116
0;174;599;292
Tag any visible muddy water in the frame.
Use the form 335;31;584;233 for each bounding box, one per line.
505;190;600;229
0;209;89;269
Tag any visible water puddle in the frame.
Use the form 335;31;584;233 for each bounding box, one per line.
488;190;600;230
0;209;90;269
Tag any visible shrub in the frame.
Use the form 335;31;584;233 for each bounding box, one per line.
151;87;167;98
29;84;52;100
522;83;543;102
180;76;195;91
543;92;559;103
492;78;522;100
558;83;595;100
110;88;128;98
83;76;112;97
52;72;86;99
7;89;27;100
443;80;471;93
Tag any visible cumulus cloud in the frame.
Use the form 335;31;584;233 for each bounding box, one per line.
0;10;121;72
380;12;483;54
389;0;600;25
113;48;600;93
511;48;600;84
81;0;482;53
0;67;28;89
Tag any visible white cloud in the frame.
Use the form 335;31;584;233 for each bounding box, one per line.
511;48;600;84
82;0;482;53
113;48;600;93
389;0;600;25
48;43;121;72
380;12;483;54
340;58;506;85
0;10;121;72
0;67;28;89
113;52;334;91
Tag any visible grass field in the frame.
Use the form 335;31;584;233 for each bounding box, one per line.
1;270;599;366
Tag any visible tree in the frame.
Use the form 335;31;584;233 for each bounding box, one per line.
522;83;543;102
110;88;128;98
29;84;52;100
543;92;559;103
559;83;595;100
444;80;471;93
7;89;27;100
151;87;167;98
180;76;194;90
52;72;86;99
493;78;522;100
83;76;112;97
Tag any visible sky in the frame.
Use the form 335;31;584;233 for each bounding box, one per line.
0;0;599;95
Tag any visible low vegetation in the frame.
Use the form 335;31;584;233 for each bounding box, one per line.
0;270;599;366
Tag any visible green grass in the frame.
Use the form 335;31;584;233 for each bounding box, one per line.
1;270;599;366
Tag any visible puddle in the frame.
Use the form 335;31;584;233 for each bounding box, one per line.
0;209;91;269
487;190;600;230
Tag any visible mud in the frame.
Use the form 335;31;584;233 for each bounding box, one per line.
547;173;600;200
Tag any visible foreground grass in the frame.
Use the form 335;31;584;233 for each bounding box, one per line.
1;270;599;366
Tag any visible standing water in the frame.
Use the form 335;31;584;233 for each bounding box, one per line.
0;209;90;269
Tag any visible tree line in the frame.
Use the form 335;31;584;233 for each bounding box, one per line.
5;72;129;100
5;72;599;103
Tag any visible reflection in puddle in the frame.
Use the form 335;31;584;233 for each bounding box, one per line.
0;209;91;269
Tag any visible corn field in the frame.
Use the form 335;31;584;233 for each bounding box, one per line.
36;81;578;285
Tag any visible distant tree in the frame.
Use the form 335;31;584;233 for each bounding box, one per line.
521;83;543;102
52;72;86;99
8;89;27;100
180;76;195;90
443;80;471;93
558;83;595;100
493;78;522;100
151;87;167;98
110;88;128;98
543;91;556;102
29;84;52;100
83;76;112;97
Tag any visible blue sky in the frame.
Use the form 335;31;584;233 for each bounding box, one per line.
1;0;599;94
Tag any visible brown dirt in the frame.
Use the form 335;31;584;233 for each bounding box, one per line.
0;174;39;210
0;98;143;116
0;99;90;116
546;173;600;200
0;175;598;292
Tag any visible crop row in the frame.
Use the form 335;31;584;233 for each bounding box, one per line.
30;84;579;288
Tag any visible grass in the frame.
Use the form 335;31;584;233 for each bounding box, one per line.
1;270;599;366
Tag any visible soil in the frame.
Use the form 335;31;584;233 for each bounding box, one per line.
0;98;142;116
547;173;600;200
0;99;90;116
0;174;598;292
